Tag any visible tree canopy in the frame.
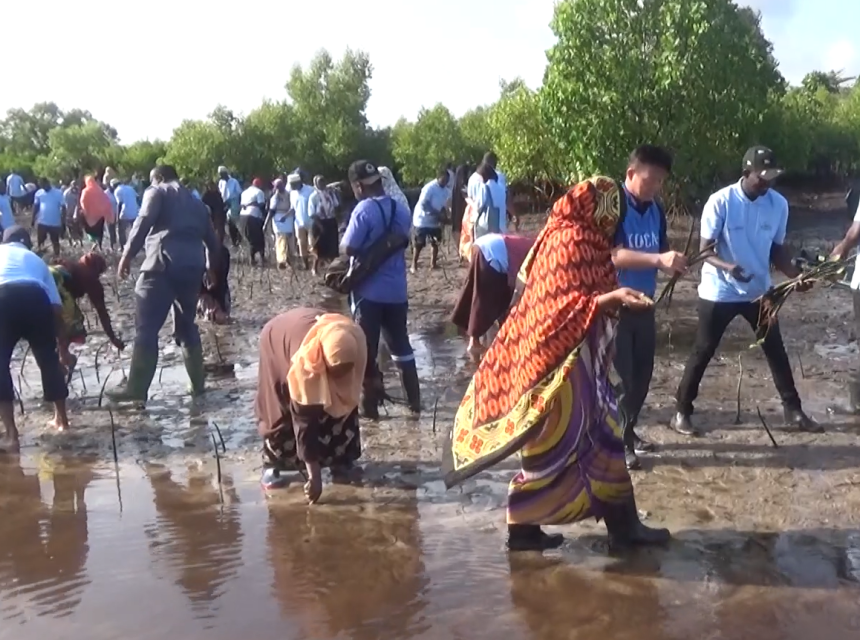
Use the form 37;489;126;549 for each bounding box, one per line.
3;1;860;204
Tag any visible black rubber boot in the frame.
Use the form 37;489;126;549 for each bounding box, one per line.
783;406;824;433
604;495;671;549
622;418;641;470
506;524;564;552
669;412;701;436
361;387;380;420
397;360;421;415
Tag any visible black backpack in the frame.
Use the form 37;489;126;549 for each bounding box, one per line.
324;198;409;295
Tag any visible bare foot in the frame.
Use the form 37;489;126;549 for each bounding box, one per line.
47;417;69;432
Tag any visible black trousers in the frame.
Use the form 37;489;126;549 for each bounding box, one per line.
613;307;656;449
675;298;800;415
0;283;68;403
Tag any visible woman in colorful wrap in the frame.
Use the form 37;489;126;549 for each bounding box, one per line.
50;252;124;367
78;176;115;249
450;233;534;354
256;307;367;504
442;177;671;552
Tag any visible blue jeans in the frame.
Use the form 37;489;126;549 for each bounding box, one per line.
351;297;414;384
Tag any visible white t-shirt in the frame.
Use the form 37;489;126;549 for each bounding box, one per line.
698;180;788;303
240;186;266;219
290;184;313;229
0;243;62;305
269;191;294;234
6;173;25;198
850;200;860;289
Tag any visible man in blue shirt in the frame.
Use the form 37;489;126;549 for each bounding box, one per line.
33;178;66;256
342;159;419;418
0;226;72;450
612;145;688;470
672;146;819;436
411;167;450;273
0;180;13;232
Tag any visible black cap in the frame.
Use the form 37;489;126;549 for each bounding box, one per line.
2;225;32;249
742;146;783;181
347;160;381;186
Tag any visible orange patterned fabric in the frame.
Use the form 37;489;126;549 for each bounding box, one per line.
445;176;626;486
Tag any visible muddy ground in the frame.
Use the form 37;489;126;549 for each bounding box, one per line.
4;188;860;638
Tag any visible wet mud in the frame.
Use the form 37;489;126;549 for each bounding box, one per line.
3;189;860;638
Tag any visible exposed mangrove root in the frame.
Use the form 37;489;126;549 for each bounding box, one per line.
212;421;227;452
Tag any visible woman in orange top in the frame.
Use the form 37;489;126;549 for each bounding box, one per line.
78;176;114;249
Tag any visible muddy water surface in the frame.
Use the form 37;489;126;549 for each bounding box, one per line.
3;196;860;638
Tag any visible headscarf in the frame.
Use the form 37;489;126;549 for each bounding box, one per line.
445;176;626;486
80;175;114;226
287;314;367;418
313;175;324;190
273;178;285;190
80;251;107;275
378;167;409;211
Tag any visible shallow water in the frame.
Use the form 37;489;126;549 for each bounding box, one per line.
2;455;860;640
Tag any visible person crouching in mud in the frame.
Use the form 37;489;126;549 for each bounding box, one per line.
256;308;367;503
49;251;125;376
0;226;72;450
443;177;671;552
198;241;231;324
107;165;220;403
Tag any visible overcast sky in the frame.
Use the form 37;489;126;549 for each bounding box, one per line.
4;0;855;143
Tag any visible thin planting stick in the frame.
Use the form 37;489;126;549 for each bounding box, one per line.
98;367;117;407
212;421;226;453
756;406;779;449
211;433;224;504
797;351;805;379
18;345;30;378
108;409;119;465
735;354;743;424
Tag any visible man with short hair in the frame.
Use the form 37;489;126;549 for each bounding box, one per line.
105;179;120;251
218;166;242;247
62;179;83;245
114;179;140;249
411;167;449;273
611;145;688;470
33;178;65;256
109;165;220;403
5;172;27;215
0;226;72;450
671;146;820;436
343;159;419;418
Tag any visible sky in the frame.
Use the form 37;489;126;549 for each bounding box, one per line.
5;0;858;144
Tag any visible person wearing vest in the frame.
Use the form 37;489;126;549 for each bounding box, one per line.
611;145;688;470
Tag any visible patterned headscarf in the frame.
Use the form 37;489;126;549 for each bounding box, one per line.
446;177;626;485
377;167;410;211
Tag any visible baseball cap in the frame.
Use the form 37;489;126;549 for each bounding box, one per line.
2;225;32;249
347;160;381;186
742;146;783;181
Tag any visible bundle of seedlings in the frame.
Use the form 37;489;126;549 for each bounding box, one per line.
654;240;716;307
752;253;851;347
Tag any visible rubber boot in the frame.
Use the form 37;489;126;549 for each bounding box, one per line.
106;345;158;403
604;495;671;549
361;376;381;420
182;344;206;397
506;524;564;551
621;414;641;471
397;360;421;415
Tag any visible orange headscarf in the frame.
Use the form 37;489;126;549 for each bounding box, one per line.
79;175;114;226
446;176;626;485
287;314;367;418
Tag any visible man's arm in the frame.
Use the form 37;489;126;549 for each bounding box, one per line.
88;282;122;347
610;207;686;274
770;243;801;278
832;199;860;260
122;187;163;261
341;205;368;257
699;197;734;271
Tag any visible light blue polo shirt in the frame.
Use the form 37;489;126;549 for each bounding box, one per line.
413;179;449;229
33;187;65;228
698;180;788;303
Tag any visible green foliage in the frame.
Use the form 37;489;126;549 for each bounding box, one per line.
3;34;860;196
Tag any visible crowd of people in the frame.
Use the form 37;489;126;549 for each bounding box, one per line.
0;141;852;555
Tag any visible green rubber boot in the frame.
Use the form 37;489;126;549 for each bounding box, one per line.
183;344;207;397
106;345;158;404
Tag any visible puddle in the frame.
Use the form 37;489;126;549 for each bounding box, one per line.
1;455;860;640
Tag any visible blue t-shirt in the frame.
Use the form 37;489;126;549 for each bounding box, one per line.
341;195;411;304
613;190;667;298
698;180;788;303
0;194;13;230
33;187;65;228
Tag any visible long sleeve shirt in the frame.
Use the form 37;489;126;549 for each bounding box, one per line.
123;181;219;275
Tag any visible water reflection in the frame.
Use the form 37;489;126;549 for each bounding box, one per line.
0;456;94;621
144;465;242;619
267;497;429;639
